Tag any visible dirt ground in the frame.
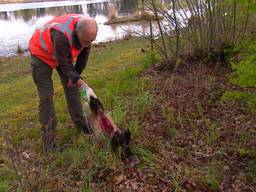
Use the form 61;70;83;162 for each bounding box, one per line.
96;61;256;191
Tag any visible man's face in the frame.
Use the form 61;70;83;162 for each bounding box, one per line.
78;29;97;48
79;37;91;48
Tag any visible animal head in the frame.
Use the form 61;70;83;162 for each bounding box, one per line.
111;129;133;160
111;129;131;147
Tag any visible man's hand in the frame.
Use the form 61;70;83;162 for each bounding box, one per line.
77;79;97;101
67;79;76;88
76;78;85;88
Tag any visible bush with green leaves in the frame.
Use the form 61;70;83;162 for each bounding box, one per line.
143;0;256;68
230;41;256;88
221;39;256;113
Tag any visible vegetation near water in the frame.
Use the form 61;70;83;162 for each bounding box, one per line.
0;0;256;191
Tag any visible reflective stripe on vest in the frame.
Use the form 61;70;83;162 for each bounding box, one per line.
39;16;79;58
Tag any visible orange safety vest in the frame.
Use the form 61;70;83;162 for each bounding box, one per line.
29;14;82;68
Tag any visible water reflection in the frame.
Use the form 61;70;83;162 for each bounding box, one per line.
0;2;123;21
0;0;144;56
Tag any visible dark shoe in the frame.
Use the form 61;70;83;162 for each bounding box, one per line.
75;120;93;134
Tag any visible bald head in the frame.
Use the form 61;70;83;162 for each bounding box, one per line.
76;17;98;47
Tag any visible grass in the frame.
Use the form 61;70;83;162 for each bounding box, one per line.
221;91;256;114
0;37;153;191
0;36;255;191
162;107;177;137
126;118;139;137
200;159;223;191
246;149;256;184
206;122;220;146
133;146;157;168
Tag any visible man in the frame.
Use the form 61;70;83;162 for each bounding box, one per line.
29;14;97;153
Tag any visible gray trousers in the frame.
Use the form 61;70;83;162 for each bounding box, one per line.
31;55;85;129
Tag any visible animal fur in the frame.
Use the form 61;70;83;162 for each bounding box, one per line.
86;96;133;160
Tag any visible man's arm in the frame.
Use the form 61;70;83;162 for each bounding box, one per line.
51;30;81;84
74;45;91;74
51;29;96;101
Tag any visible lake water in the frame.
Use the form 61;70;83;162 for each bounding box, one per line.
0;0;151;56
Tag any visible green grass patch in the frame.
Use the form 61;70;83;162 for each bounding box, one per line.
221;91;256;114
200;160;223;191
223;38;256;114
244;148;256;184
229;41;256;88
142;51;160;68
133;146;157;168
162;107;178;138
0;167;15;192
126;117;140;137
206;122;220;146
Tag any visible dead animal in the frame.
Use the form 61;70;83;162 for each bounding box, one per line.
86;96;133;160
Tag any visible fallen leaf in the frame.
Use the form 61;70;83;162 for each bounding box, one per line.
115;174;125;185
